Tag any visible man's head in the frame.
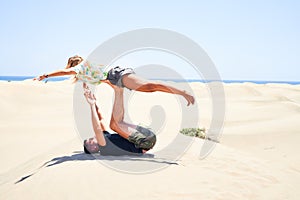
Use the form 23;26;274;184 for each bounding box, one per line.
83;137;100;154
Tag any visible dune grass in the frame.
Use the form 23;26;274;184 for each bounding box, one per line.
180;128;219;143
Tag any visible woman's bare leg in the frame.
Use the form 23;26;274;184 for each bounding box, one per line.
122;74;195;106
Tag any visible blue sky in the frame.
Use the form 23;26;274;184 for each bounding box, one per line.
0;0;299;81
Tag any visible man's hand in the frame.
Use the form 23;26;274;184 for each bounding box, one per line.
84;88;97;105
83;82;89;91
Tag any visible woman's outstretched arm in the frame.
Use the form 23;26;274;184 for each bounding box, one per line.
33;68;76;81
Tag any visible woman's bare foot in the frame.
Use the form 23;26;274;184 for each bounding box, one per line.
182;91;195;106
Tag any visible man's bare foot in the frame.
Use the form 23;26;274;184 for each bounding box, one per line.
101;80;123;92
113;85;124;93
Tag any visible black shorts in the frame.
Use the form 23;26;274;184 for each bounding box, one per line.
106;66;135;87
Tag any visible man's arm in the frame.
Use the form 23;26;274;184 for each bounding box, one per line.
84;88;107;146
90;103;106;146
95;104;106;131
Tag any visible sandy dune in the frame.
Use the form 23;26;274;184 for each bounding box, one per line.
0;81;299;199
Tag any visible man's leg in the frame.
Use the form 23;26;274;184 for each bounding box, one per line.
109;86;137;139
109;86;156;150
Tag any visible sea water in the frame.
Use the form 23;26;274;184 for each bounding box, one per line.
0;76;299;85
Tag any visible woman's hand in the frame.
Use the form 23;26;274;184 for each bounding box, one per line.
33;69;76;81
33;74;47;81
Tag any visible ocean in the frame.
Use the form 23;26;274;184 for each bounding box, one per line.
0;76;68;82
0;76;299;85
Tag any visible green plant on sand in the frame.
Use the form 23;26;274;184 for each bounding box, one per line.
180;128;219;143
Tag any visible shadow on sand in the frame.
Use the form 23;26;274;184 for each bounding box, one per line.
15;152;178;184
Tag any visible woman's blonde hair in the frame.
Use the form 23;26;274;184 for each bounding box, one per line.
66;55;84;83
66;55;84;69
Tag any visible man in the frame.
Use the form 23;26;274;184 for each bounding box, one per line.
83;83;156;156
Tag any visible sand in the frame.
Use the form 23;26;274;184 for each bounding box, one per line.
0;80;299;199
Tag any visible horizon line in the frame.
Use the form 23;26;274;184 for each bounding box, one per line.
0;75;299;84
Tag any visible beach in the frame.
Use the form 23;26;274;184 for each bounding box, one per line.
0;80;299;199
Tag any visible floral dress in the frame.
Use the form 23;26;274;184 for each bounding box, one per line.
73;60;108;85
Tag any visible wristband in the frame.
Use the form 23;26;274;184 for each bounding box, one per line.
44;74;49;78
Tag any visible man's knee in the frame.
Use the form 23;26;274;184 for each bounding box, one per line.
109;120;118;132
128;126;156;150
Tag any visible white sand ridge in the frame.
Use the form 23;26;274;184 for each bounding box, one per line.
0;81;299;199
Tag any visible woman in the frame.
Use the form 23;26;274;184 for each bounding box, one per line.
34;55;195;106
